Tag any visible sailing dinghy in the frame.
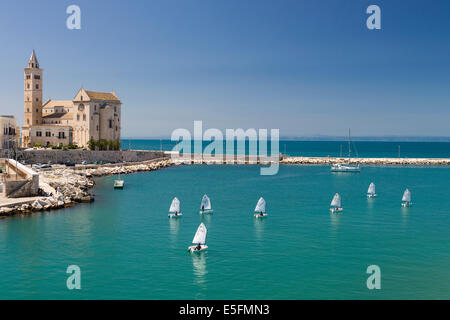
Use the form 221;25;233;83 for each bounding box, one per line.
367;182;376;198
330;193;343;213
254;197;267;218
199;194;213;214
188;222;208;253
168;197;183;218
401;189;412;207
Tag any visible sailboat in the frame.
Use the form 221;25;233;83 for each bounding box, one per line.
253;197;267;218
113;172;124;189
401;189;412;207
331;129;360;173
367;182;377;198
168;197;183;218
330;193;343;213
188;222;208;252
199;194;213;214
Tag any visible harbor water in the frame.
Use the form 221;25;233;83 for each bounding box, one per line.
0;164;449;299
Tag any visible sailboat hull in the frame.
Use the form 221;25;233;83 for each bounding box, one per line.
330;207;343;213
401;202;412;207
331;164;360;173
367;194;377;198
188;245;208;253
114;181;124;189
168;213;183;218
254;213;268;218
199;209;214;214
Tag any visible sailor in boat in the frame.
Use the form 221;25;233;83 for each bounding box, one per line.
259;212;264;216
201;205;204;212
188;223;208;252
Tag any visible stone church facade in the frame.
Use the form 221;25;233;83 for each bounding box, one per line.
22;50;122;148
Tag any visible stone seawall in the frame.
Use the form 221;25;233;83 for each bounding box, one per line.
0;149;166;164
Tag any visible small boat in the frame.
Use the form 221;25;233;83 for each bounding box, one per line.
188;222;208;253
331;163;361;172
253;197;267;218
331;129;360;173
113;173;124;189
168;197;183;218
367;182;377;198
401;189;412;207
199;194;213;214
330;193;343;213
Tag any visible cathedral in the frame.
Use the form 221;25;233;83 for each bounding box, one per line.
22;50;122;148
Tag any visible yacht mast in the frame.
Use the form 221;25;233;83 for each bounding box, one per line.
348;128;352;161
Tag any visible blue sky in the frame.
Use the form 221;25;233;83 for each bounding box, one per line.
0;0;449;138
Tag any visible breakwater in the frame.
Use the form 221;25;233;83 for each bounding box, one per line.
281;156;450;165
170;153;450;166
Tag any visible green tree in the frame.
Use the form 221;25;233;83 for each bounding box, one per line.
88;139;97;150
98;139;108;151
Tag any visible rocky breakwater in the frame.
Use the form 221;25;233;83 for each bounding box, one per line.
0;159;173;217
281;157;450;166
84;159;173;177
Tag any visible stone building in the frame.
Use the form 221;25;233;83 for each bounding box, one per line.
0;115;19;149
21;50;122;148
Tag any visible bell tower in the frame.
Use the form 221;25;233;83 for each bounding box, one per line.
24;50;43;128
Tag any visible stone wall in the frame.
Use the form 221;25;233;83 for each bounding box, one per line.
0;149;166;165
1;159;39;197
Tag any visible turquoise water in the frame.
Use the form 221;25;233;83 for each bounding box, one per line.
123;139;450;158
0;164;449;299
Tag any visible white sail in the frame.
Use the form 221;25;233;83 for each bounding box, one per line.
367;183;376;195
200;194;211;210
331;193;341;208
402;189;411;202
254;197;266;213
192;223;207;244
169;197;180;212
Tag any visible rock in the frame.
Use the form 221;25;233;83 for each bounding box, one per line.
80;195;93;203
32;200;43;211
